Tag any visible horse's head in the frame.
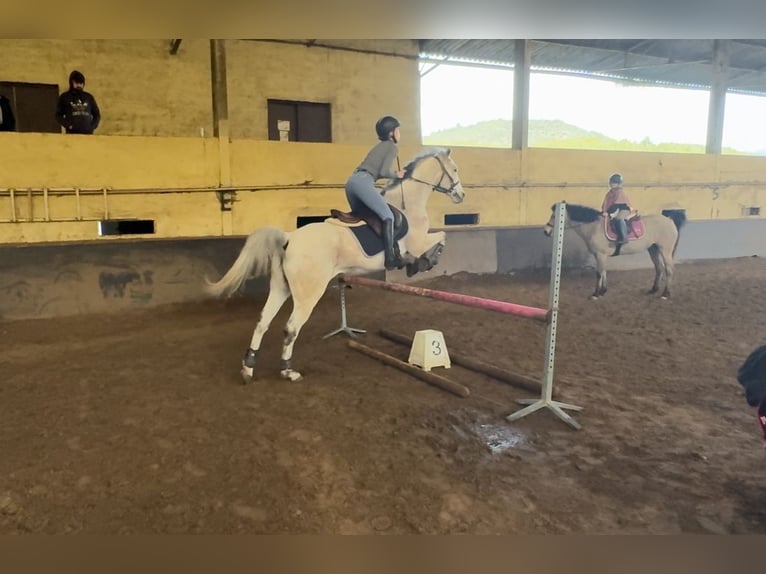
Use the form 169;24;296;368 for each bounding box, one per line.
404;147;465;204
543;202;565;236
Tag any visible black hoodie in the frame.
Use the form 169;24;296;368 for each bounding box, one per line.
0;95;15;131
55;88;101;134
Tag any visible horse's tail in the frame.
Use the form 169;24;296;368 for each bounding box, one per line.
204;227;288;298
661;209;687;256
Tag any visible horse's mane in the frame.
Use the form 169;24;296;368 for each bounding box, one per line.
381;147;450;193
558;203;602;223
403;147;450;176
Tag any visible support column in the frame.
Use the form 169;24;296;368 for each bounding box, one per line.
512;39;530;150
210;39;233;235
705;40;729;155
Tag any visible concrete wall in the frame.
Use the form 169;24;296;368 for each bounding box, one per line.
0;238;269;321
4;218;766;321
0;40;213;137
0;39;420;141
226;40;421;143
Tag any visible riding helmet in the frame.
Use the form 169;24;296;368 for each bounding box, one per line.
609;173;623;186
375;116;400;141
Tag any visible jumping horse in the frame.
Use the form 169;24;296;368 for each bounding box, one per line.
205;148;466;382
544;203;686;299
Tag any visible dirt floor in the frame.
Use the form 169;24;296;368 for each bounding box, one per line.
2;257;766;534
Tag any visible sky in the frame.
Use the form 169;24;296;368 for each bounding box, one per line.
419;63;766;153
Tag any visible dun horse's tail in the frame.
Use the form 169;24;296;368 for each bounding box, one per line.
204;227;288;298
662;209;687;256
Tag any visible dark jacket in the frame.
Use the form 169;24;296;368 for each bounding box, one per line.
0;95;15;132
737;345;766;449
55;88;101;134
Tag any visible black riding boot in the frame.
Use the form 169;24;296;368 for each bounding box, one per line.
611;218;628;256
383;219;402;270
614;218;628;244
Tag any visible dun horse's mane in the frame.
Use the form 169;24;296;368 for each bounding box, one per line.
559;203;602;223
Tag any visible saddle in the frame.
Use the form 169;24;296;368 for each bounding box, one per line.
330;204;407;237
328;204;442;277
328;204;409;258
604;212;645;242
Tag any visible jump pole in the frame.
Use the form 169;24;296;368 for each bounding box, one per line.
346;339;471;398
323;275;548;340
323;202;582;429
505;201;582;429
338;275;550;323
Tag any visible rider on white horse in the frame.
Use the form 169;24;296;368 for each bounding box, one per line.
344;116;406;270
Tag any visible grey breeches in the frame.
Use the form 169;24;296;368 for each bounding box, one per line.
345;171;394;222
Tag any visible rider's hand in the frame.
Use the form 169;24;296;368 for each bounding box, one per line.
397;170;405;178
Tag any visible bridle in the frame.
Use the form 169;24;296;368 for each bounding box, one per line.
381;155;460;211
408;155;462;196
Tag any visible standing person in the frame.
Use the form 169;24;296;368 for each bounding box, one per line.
737;345;766;451
0;93;16;131
601;172;634;255
345;115;406;270
55;70;101;134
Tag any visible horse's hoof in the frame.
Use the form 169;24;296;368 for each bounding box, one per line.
660;295;669;301
590;295;599;300
240;367;254;385
280;369;303;382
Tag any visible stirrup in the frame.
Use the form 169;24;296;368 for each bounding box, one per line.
385;255;404;270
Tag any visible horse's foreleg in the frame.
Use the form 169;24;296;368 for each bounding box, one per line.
403;230;446;276
241;273;290;384
592;253;608;298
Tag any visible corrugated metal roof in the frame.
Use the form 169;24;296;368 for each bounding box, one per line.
419;40;766;96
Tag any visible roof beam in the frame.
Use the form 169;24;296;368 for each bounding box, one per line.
512;40;530;150
706;40;730;155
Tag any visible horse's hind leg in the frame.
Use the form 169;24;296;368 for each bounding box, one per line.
658;244;675;299
278;269;331;382
647;244;664;295
241;271;291;384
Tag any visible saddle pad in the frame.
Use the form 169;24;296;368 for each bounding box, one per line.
604;216;646;242
340;217;410;257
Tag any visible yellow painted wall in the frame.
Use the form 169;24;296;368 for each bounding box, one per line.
3;134;766;245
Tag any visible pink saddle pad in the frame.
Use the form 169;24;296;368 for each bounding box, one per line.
604;216;645;242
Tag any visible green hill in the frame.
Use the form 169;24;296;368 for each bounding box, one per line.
423;119;743;154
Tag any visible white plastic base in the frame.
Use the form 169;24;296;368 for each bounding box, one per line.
408;329;451;371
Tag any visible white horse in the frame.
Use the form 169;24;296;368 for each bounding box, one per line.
205;147;466;382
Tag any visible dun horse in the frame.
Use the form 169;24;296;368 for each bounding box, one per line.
544;203;686;299
205;148;465;382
